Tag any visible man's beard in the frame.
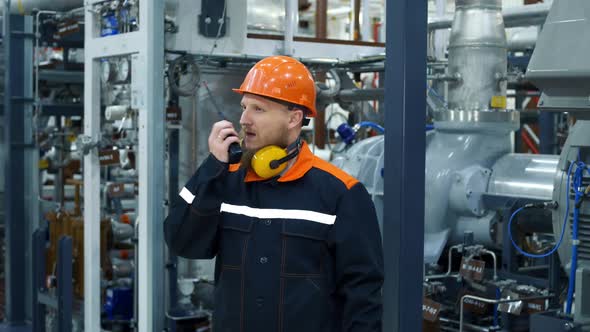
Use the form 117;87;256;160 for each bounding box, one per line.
239;130;290;171
239;148;256;171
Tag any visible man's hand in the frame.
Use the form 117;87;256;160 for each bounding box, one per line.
208;120;240;163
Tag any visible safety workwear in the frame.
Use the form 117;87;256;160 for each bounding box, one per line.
164;140;384;332
233;55;318;117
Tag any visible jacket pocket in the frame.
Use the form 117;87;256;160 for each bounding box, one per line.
281;276;330;332
213;268;243;332
281;220;329;276
219;214;253;267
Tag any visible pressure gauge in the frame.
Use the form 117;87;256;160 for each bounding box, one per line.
116;57;130;82
101;60;114;84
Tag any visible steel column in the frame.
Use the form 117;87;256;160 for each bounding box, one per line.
32;229;47;332
166;111;180;331
539;112;555;154
57;237;73;332
83;3;102;329
84;1;165;330
3;11;27;324
136;1;166;330
383;0;427;331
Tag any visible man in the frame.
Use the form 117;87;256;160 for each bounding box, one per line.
164;55;383;332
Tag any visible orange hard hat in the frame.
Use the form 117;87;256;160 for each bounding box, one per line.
233;56;317;117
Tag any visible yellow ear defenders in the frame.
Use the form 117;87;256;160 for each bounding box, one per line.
251;138;302;179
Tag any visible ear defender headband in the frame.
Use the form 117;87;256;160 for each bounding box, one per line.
251;138;302;179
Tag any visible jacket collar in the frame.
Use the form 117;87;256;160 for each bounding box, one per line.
243;140;314;183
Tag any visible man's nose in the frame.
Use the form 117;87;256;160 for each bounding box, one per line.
239;108;251;126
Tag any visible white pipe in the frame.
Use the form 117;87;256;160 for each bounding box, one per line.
433;0;448;60
481;249;498;281
0;0;82;14
428;2;551;31
284;0;297;55
361;0;370;41
523;123;540;146
507;27;538;51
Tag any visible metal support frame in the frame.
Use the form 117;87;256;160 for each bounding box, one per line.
166;99;180;332
3;10;35;324
500;207;562;297
84;0;165;331
32;230;46;332
56;237;73;332
574;267;590;324
459;294;554;332
539;112;556;154
531;310;581;332
33;229;73;332
383;0;426;331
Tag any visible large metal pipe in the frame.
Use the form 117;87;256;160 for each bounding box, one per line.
425;112;518;260
361;0;370;41
428;2;551;31
487;153;559;201
284;0;298;55
507;27;538;51
447;0;507;112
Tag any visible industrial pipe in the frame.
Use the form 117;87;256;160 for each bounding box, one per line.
507;28;538;51
487;154;558;202
424;245;462;280
459;294;554;332
284;0;298;55
446;0;507;112
337;88;384;102
428;2;551;31
361;0;370;41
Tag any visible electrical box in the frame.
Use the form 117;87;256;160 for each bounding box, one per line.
199;0;228;38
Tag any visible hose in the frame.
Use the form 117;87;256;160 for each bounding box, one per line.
507;157;588;315
167;54;201;97
356;121;385;134
508;162;573;259
565;159;589;314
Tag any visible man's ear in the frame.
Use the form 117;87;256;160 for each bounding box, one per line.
288;108;304;129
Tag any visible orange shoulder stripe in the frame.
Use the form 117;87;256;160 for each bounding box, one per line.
312;158;358;190
229;163;241;172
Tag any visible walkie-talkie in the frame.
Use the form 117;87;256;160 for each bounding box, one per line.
228;141;242;164
201;81;243;164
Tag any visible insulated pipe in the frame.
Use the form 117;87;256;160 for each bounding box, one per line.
507;28;538;51
487;153;558;202
361;0;371;41
447;0;507;112
284;0;298;55
428;2;551;31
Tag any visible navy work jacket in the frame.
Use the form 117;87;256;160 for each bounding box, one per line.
164;141;384;332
